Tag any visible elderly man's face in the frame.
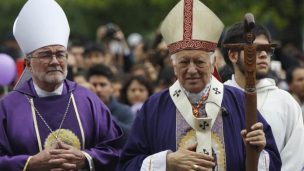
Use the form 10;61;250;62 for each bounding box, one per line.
27;45;68;89
173;50;213;93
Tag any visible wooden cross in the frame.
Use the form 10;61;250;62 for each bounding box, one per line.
223;13;277;171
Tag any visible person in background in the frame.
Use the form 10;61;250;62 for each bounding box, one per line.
0;0;122;170
128;63;158;84
96;23;133;72
111;77;123;100
120;76;154;115
287;66;304;122
68;40;85;72
83;43;106;69
127;33;143;52
118;0;281;170
222;21;304;171
149;32;176;92
132;40;150;64
87;64;134;143
73;71;95;92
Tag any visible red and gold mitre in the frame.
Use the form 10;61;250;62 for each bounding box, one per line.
160;0;224;55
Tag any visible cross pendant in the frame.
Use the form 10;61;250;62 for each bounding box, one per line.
193;109;199;117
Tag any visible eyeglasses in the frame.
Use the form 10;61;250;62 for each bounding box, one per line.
257;47;275;57
28;51;68;63
236;48;275;58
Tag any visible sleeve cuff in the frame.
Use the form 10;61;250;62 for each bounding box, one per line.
81;151;95;171
22;156;32;171
140;150;171;171
258;150;270;171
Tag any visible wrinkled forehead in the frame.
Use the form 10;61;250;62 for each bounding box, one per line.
31;44;66;54
174;50;212;59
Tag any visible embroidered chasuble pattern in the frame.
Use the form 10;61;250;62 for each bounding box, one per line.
176;108;226;170
170;77;226;170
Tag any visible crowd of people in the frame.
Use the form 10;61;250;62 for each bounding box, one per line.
1;15;304;116
0;0;304;170
1;6;304;114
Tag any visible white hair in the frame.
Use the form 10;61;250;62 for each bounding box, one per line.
171;54;177;65
209;52;216;64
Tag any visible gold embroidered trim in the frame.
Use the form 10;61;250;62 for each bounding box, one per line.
22;156;32;171
71;93;85;149
30;98;42;152
82;151;95;171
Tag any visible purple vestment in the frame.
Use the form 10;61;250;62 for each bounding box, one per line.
0;79;123;170
118;86;281;171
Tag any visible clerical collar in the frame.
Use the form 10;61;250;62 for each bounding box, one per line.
181;82;211;104
33;82;63;97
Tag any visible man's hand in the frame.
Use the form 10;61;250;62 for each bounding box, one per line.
166;143;215;171
27;150;53;171
27;148;76;171
48;141;86;170
241;122;266;153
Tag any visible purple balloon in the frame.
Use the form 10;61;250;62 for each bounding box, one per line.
0;53;16;86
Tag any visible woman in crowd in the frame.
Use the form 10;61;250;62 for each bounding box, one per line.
120;75;153;115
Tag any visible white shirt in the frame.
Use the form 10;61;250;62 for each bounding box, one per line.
33;82;63;97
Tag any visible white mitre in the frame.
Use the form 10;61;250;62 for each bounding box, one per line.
160;0;224;55
13;0;70;55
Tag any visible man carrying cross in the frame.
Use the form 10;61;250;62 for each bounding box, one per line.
118;0;281;170
222;21;304;171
